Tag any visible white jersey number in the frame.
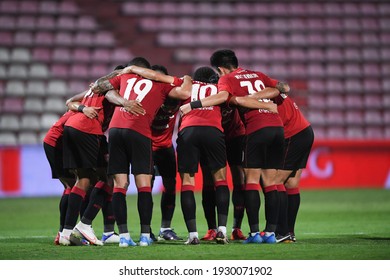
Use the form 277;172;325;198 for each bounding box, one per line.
240;80;271;102
191;84;218;101
123;78;153;102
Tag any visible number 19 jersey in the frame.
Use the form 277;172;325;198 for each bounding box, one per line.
109;73;176;138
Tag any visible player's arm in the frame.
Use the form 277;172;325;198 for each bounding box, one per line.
229;95;278;113
121;65;181;85
65;89;89;106
167;75;192;100
105;89;145;116
90;70;122;94
276;81;290;93
249;87;280;100
66;101;100;119
180;90;229;115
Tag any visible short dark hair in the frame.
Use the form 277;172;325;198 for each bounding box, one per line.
151;64;168;75
193;66;216;83
210;49;238;70
114;65;125;70
127;57;151;69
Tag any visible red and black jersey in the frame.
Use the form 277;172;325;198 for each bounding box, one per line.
221;105;245;140
65;89;114;135
108;73;176;138
218;68;283;135
273;93;311;138
152;98;181;150
179;81;223;132
43;111;75;147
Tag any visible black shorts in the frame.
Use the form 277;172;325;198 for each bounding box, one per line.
177;126;227;174
97;134;109;168
226;135;244;166
63;126;101;169
282;126;314;171
43;142;74;179
108;128;153;175
153;146;177;178
243;126;285;169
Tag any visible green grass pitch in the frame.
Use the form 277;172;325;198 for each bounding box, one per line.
0;189;389;260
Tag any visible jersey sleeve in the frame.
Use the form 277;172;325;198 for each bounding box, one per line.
258;72;278;87
109;75;121;90
217;75;232;93
171;76;183;87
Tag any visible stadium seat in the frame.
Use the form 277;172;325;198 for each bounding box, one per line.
0;15;16;30
1;97;24;114
345;111;364;125
19;1;39;14
54;32;73;46
76;15;97;31
39;1;58;15
5;80;25;96
50;64;69;79
44;98;66;114
10;48;31;62
56;16;75;30
16;16;37;31
36;16;56;30
26;80;46;96
52;48;71;62
18;132;39;145
34;31;54;46
20;114;41;130
29;64;49;79
7;64;28;79
365;127;383;139
0;132;17;146
364;111;382;125
0;114;20;130
24;98;44;113
346;127;365;139
32;47;51;62
40;113;60;130
14;31;34;46
327;127;345;139
47;80;68;97
345;95;364;109
0;65;7;79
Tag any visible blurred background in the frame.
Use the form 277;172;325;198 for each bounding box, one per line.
0;0;389;197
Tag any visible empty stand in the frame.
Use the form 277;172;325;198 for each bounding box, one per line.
0;0;389;144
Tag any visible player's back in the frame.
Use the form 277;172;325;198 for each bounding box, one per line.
218;68;283;135
109;73;175;138
179;81;222;132
274;93;310;138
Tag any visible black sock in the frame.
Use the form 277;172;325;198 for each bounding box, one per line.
276;185;289;235
264;187;279;233
215;184;230;227
287;192;301;234
138;187;153;234
160;190;175;228
64;187;86;230
244;186;260;233
102;198;115;233
79;187;91;219
202;187;216;229
81;187;106;225
59;189;70;231
112;188;127;234
181;188;197;232
232;185;245;229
